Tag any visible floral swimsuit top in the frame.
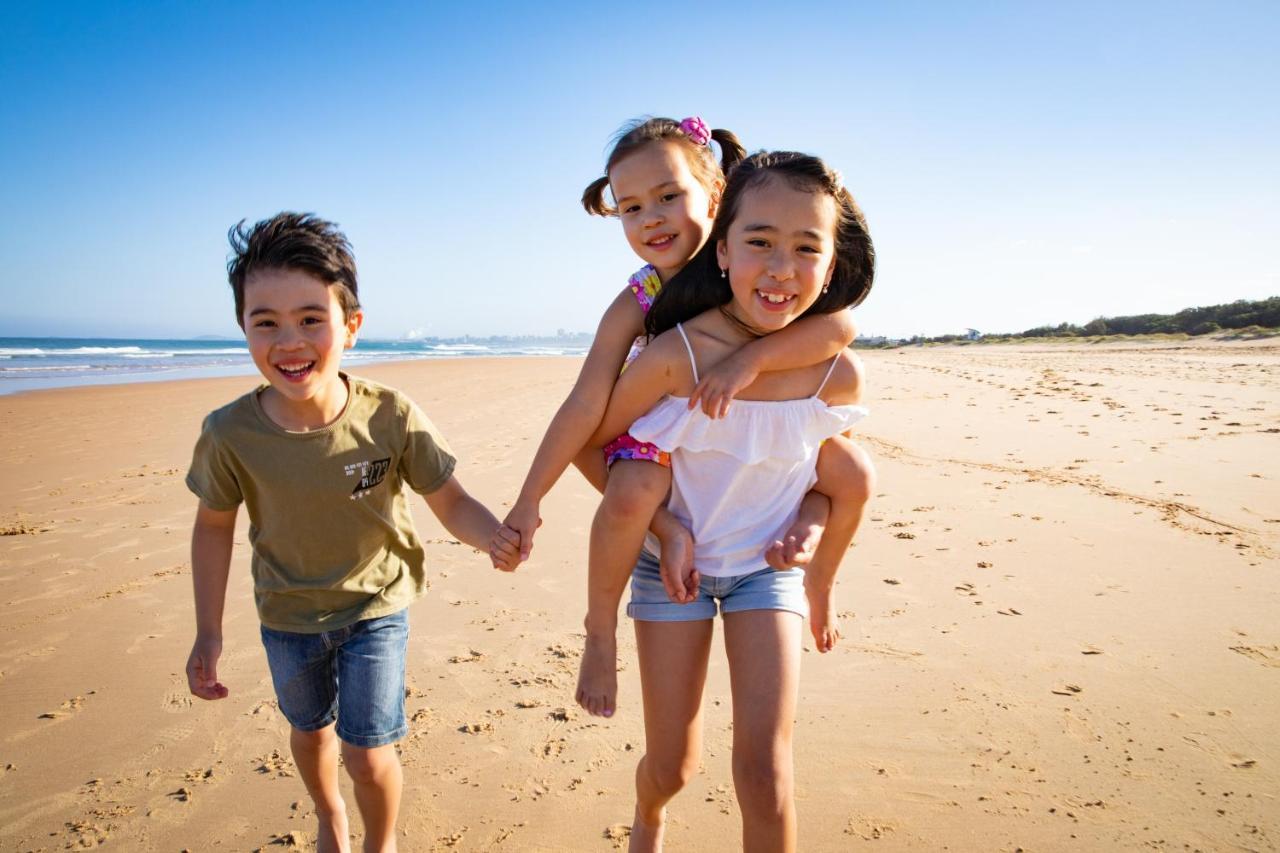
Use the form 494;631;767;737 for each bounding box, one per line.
606;264;671;467
622;264;662;368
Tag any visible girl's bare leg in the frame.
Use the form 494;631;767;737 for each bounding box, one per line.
630;618;714;852
804;435;875;652
290;725;351;853
723;610;804;853
577;459;672;717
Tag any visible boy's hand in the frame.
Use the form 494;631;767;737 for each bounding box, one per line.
489;523;521;572
688;351;758;419
503;499;542;561
186;635;229;700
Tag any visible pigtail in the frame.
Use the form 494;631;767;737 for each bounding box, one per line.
710;128;747;175
581;176;615;217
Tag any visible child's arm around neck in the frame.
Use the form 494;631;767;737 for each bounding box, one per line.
689;309;857;416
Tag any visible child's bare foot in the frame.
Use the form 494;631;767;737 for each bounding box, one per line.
655;520;698;603
765;517;824;570
316;800;350;853
805;584;841;653
629;804;666;853
576;630;618;717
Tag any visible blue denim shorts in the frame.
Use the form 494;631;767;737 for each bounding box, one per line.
626;551;808;622
259;608;409;748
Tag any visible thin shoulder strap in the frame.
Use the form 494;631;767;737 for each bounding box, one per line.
675;323;700;384
813;354;841;398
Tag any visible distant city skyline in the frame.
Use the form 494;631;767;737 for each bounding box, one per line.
3;2;1277;341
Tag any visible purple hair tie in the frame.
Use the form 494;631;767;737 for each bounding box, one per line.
679;116;711;146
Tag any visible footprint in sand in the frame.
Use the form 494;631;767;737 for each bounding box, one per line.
1229;644;1280;668
604;824;631;849
163;691;193;712
39;691;93;719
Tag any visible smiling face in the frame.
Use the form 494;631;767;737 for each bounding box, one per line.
716;175;838;334
609;141;719;283
242;267;363;427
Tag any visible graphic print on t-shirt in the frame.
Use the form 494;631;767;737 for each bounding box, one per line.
346;457;391;500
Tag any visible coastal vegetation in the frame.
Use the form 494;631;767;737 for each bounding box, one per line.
867;297;1280;347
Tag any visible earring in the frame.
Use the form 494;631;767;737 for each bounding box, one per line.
822;284;829;294
720;268;727;279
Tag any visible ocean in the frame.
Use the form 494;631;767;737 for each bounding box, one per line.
0;336;590;396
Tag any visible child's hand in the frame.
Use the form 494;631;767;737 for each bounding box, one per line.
503;499;543;561
489;523;521;572
186;635;229;700
653;516;699;604
688;351;759;418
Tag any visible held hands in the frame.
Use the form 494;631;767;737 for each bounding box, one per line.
503;499;543;562
489;523;521;571
186;635;229;700
687;350;759;419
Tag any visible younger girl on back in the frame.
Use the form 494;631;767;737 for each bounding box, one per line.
582;150;875;852
500;117;874;719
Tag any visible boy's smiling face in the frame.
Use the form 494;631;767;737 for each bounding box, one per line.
242;267;363;428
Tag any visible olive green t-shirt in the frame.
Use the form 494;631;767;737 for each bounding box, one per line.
186;375;455;633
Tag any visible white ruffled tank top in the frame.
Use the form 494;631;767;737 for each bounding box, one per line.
630;323;868;578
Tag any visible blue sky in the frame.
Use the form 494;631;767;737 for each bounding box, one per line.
2;1;1276;340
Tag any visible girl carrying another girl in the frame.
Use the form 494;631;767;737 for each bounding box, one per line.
581;150;874;852
500;117;874;720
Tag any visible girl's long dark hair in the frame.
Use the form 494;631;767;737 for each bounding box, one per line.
645;150;875;339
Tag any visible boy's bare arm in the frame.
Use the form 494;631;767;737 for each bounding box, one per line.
689;309;858;417
186;501;238;700
425;476;519;571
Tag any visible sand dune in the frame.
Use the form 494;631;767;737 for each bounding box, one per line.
1;340;1276;851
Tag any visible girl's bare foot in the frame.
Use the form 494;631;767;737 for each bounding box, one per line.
805;585;841;653
576;629;618;717
656;521;698;603
316;800;350;853
628;804;666;853
765;517;824;570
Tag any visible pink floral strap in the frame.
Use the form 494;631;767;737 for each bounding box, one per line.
627;264;662;315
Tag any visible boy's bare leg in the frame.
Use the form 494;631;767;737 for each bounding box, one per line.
577;459;672;718
341;742;402;853
765;491;830;570
806;435;875;652
290;725;350;853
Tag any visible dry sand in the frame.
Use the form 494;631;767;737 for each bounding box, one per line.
0;339;1277;851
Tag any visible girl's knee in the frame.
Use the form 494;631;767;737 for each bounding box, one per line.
732;747;793;814
643;750;700;798
816;437;875;504
600;462;671;520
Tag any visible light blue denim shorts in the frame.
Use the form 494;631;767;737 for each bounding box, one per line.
259;608;409;748
626;551;808;622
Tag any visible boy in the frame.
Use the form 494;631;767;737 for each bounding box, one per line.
185;212;519;852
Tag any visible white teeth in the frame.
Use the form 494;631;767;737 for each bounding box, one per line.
760;292;791;304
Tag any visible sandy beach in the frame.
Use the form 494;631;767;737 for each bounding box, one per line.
1;339;1277;852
